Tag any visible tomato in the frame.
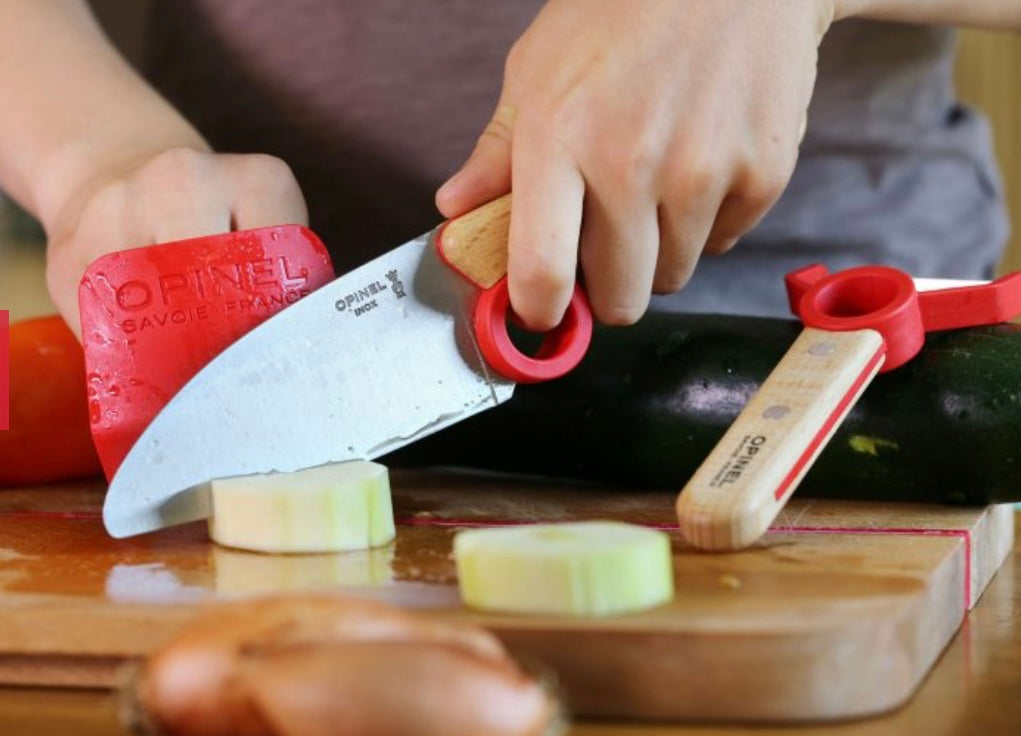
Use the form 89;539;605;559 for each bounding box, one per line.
0;315;102;486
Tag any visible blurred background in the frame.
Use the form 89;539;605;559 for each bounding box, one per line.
1;4;1020;323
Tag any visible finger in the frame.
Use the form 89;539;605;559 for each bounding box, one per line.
702;162;792;256
506;123;585;331
435;102;516;219
126;149;234;245
702;193;757;256
652;177;725;294
224;154;309;230
578;192;659;325
148;197;231;245
702;100;804;256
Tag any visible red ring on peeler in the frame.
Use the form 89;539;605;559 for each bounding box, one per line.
473;277;593;383
795;265;921;372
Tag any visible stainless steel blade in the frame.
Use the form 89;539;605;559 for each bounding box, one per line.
103;231;514;538
913;277;986;292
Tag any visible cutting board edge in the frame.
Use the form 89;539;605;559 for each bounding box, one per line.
970;502;1015;608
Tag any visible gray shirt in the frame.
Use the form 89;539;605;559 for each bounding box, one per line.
143;2;1009;317
658;20;1009;316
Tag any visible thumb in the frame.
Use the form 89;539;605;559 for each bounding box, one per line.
436;102;516;219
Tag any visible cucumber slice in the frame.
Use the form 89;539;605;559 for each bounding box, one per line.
208;460;395;553
454;521;674;616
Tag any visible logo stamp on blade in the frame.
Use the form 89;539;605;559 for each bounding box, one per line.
335;271;407;317
386;269;407;298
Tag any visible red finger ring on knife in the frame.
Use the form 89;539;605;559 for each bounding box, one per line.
472;278;592;384
435;198;593;384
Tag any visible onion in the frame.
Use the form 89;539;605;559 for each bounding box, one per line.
124;593;561;736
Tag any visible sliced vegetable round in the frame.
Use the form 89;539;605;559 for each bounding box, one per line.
208;460;394;553
454;521;674;617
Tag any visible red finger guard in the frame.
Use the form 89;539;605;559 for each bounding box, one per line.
786;264;1021;372
79;226;335;480
474;278;593;383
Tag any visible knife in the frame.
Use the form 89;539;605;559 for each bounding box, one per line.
101;194;593;538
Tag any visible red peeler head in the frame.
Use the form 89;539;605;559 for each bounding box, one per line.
786;264;1021;372
786;265;920;371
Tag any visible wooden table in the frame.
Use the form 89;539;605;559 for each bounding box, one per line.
0;510;1018;736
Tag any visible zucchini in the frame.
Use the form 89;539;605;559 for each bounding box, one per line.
385;313;1021;505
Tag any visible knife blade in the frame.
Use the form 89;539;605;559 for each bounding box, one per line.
102;194;592;538
912;277;985;292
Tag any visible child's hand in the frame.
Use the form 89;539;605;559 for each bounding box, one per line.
44;147;308;336
438;0;833;329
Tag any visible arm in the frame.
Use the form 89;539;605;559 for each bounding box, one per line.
437;0;1020;330
0;0;306;334
835;0;1021;27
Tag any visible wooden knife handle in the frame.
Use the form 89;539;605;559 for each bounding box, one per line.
436;194;512;289
675;327;886;551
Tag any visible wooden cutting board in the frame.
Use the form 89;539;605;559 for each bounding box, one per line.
0;470;1013;723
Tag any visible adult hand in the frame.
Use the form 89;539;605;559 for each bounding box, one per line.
45;147;308;336
437;0;832;329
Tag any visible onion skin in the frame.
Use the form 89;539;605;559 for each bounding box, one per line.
245;641;557;736
127;593;560;736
